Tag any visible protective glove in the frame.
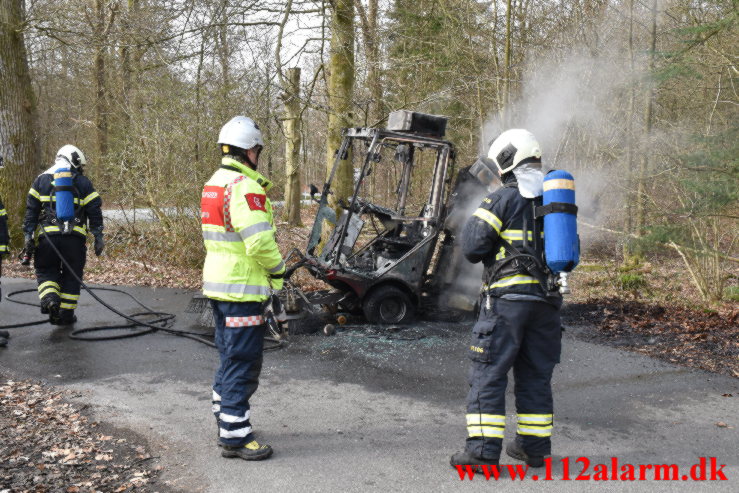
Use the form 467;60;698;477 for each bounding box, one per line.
93;233;105;256
20;234;35;265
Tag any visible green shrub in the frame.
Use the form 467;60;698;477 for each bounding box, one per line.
619;273;647;291
724;286;739;302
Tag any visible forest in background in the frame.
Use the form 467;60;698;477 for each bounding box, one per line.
0;0;736;303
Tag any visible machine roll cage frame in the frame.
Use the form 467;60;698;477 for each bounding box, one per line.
284;126;457;321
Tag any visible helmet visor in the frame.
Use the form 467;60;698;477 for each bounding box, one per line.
468;156;500;188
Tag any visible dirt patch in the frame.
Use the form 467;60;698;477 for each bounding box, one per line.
0;376;171;492
564;298;739;377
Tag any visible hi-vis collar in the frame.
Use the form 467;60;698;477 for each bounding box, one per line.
220;157;273;192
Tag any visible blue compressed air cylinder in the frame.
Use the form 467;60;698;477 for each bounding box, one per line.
54;168;76;223
543;170;579;273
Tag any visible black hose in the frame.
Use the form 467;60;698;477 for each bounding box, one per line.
1;230;284;350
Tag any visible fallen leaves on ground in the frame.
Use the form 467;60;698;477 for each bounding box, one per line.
566;297;739;377
0;377;163;492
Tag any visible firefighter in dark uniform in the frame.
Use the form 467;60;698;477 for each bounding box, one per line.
0;156;9;258
1;156;9;346
1;156;10;306
22;145;104;325
451;129;562;469
0;196;8;258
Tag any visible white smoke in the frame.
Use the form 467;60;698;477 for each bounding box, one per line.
479;45;635;249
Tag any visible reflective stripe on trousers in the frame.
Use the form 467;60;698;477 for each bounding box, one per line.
517;413;553;437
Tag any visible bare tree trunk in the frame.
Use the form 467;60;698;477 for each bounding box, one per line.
326;0;355;207
217;0;230;107
194;29;206;166
501;0;513;127
264;64;273;178
624;0;635;238
120;0;139;123
635;0;658;236
365;0;382;125
94;0;109;157
0;0;40;239
283;67;302;226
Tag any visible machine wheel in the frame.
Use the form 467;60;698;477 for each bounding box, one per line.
362;285;415;325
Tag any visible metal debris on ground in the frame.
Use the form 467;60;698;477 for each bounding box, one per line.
331;324;428;341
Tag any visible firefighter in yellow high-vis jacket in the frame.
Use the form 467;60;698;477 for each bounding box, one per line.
201;116;285;461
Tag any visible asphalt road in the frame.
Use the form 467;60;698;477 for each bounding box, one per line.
1;276;737;492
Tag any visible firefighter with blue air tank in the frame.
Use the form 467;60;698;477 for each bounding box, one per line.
451;129;579;469
201;116;285;461
22;145;104;326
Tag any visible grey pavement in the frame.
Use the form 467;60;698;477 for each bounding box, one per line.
1;276;737;492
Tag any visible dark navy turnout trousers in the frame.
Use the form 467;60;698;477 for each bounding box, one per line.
210;299;266;447
465;297;561;459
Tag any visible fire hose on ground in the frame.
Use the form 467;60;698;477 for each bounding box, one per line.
0;227;284;351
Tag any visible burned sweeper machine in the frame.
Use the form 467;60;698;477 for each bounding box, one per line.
281;110;580;331
283;111;487;330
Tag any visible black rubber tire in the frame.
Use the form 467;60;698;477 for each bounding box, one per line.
362;285;415;324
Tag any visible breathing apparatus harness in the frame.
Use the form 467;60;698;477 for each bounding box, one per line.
482;178;580;304
482;183;557;301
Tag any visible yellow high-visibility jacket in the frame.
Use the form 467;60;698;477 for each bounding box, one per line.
201;157;285;302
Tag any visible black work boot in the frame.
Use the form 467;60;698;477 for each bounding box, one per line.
221;440;273;461
54;309;77;326
40;293;60;316
450;450;498;470
506;440;545;468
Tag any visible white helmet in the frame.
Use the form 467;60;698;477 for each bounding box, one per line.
56;144;87;169
218;116;264;151
487;129;541;175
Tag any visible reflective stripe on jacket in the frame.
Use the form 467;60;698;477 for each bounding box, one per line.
201;157;285;303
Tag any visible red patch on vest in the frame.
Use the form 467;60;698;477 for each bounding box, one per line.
245;193;267;212
201;186;225;226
